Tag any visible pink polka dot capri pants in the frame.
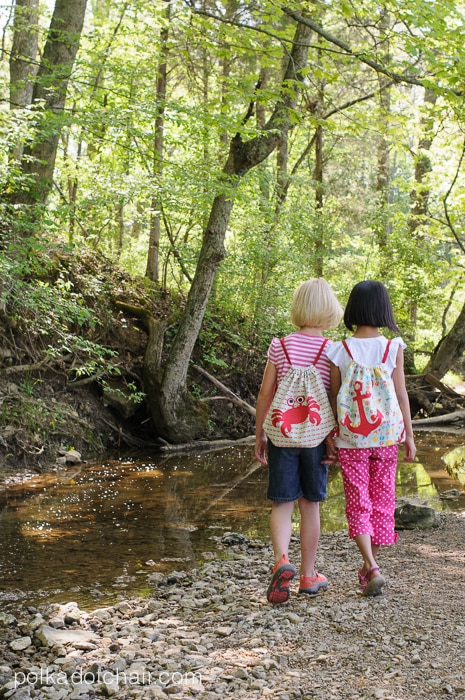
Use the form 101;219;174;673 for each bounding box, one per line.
338;445;399;545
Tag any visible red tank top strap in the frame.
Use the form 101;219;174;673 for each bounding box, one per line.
280;336;329;366
312;337;329;365
382;338;392;363
341;339;353;359
279;338;292;364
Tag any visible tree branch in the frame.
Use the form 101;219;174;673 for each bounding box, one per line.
441;137;465;254
282;6;446;91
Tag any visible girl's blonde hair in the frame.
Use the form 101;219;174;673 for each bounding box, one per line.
290;278;343;330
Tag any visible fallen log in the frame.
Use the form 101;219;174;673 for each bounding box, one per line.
412;409;465;426
406;373;461;397
192;363;256;417
159;435;255;454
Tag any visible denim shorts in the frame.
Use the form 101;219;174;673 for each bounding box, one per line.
267;440;328;502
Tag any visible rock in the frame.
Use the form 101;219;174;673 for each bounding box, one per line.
48;615;66;629
394;498;439;529
0;613;16;626
34;624;98;648
64;609;81;625
64;449;82;464
9;636;31;651
221;532;250;546
439;488;462;500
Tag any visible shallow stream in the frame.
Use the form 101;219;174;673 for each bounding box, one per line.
1;431;464;612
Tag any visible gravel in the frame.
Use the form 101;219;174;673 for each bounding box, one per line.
1;512;464;700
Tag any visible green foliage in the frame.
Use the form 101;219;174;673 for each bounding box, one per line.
0;238;133;389
2;0;465;376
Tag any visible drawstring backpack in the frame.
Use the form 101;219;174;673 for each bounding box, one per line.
337;339;405;448
263;338;335;448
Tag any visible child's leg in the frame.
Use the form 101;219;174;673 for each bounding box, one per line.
369;445;399;546
266;442;301;603
268;501;296;603
298;498;321;577
270;501;295;561
339;447;385;594
297;443;329;593
338;447;373;538
354;533;378;571
267;441;303;561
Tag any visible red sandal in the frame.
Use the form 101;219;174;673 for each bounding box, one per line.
267;554;296;604
362;566;385;597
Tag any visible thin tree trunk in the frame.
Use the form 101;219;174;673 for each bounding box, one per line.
422;301;465;379
10;0;88;210
375;11;391;251
314;123;324;277
9;0;39;161
9;0;39;111
146;2;171;282
405;86;437;371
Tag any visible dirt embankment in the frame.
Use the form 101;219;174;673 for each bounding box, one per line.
0;249;260;478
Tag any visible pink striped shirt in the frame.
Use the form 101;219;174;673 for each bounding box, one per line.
267;332;333;390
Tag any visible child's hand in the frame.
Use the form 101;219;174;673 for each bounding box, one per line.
255;434;268;465
403;435;416;462
322;437;338;465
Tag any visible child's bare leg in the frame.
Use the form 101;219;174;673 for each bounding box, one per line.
355;533;378;572
298;498;320;577
270;501;294;562
355;534;385;595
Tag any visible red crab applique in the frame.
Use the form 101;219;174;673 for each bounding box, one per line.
271;395;322;437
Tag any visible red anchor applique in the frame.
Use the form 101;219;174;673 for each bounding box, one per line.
342;380;384;437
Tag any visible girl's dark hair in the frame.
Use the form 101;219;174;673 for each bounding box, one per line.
344;280;401;333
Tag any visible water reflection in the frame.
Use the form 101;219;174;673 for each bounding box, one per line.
0;432;464;611
442;444;465;483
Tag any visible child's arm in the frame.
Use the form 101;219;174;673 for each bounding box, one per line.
328;361;341;421
322;362;342;463
392;346;416;462
254;361;277;465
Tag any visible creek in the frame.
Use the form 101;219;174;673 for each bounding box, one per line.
1;431;464;613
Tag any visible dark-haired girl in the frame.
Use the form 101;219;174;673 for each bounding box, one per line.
327;280;416;596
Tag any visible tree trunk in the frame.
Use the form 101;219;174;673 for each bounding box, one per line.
314;123;324;277
422;301;465;379
145;2;170;282
9;0;39;161
375;11;391;252
404;87;437;371
148;18;313;442
313;34;325;277
9;0;39;111
9;0;88;210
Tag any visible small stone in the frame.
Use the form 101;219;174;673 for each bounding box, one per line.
64;449;82;464
0;613;16;626
232;668;249;680
9;636;31;651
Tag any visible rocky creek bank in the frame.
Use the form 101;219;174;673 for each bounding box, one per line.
1;512;465;700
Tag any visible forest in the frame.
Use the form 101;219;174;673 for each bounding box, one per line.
1;0;465;464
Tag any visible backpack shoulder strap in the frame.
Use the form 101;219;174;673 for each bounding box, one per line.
279;338;292;365
381;338;392;363
312;337;329;366
341;339;354;360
